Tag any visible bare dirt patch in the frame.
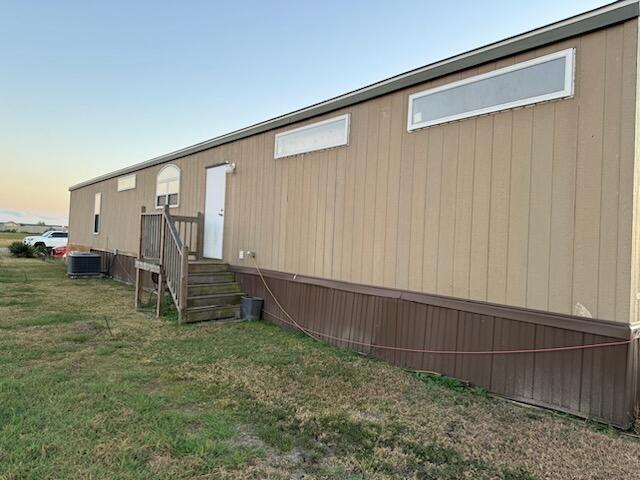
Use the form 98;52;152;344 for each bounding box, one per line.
1;257;639;479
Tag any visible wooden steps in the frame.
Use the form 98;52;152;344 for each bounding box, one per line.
188;261;229;273
182;260;242;323
188;282;241;296
135;207;243;324
187;292;244;308
188;272;235;284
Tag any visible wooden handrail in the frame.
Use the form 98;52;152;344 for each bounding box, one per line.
160;205;185;321
156;209;166;317
162;205;184;250
171;214;198;222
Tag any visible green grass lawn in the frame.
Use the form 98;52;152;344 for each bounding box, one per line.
0;257;639;479
0;231;26;248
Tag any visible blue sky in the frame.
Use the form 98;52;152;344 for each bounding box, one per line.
0;0;609;225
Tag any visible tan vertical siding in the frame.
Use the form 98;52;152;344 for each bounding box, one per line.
383;94;404;287
630;17;640;326
548;84;579;316
409;121;429;292
487;110;512;305
600;25;625;321
468;116;493;302
68;20;639;324
573;32;606;320
452;120;475;299
620;20;637;324
395;107;416;291
505;108;532;307
437;123;460;296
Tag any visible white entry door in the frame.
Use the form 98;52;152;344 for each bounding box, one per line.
203;165;227;259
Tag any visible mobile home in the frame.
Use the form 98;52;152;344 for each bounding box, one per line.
69;1;640;427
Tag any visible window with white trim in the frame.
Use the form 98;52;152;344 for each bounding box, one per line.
93;193;101;234
408;48;575;131
117;174;136;192
274;114;350;159
156;165;180;208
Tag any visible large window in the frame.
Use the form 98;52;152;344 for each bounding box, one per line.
274;114;350;159
117;174;136;192
93;193;101;234
408;48;575;131
156;165;180;208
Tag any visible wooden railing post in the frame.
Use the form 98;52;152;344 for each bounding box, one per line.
135;206;146;309
196;212;204;259
156;206;168;317
179;246;189;324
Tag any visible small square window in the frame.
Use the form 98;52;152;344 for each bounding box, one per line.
117;174;136;191
93;193;101;234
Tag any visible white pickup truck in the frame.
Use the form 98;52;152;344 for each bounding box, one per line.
23;230;68;249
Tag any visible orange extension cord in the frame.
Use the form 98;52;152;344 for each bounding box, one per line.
250;257;635;356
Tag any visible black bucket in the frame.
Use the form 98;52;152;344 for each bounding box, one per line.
241;296;264;320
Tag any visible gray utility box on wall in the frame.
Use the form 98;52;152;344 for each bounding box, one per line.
67;252;102;278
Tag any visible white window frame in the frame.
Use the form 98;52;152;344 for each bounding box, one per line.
274;113;350;159
93;193;101;235
117;174;136;192
155;164;181;209
407;48;575;131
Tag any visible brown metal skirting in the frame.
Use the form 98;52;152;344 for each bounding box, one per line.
232;267;640;429
230;265;633;339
